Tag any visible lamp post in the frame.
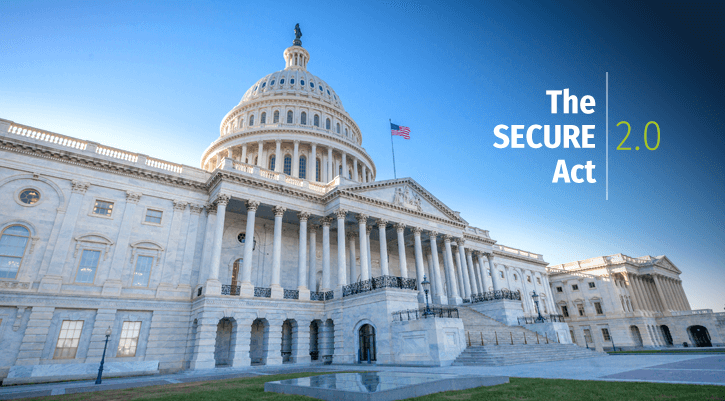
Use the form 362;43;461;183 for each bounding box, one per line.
531;290;546;323
422;275;433;316
95;326;112;385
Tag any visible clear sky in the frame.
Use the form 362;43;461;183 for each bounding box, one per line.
1;1;723;310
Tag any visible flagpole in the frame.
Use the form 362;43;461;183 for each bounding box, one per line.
389;119;397;179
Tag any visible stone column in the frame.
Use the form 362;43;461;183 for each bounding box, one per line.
310;144;317;181
671;279;685;310
189;312;217;369
452;244;466;299
241;144;247;163
642;277;658;311
466;250;478;295
635;276;652;311
308;224;318;292
264;319;284;365
357;214;369;280
542;275;557;312
366;224;373;278
424;250;435;299
347;232;358;282
292;140;300;177
429;232;447;304
257;141;264;167
443;236;461;304
240;200;260;297
102;191;140;294
652;275;671;312
362;165;367;183
377;219;389;276
353;157;359;182
39;181;89;293
206;194;230;295
335;209;347;295
623;274;641;311
396;223;408;278
486;253;499;291
297;212;310;300
456;240;472;299
198;205;216;285
341;152;347;179
663;278;678;310
161;200;188;285
412;227;425;301
321;218;332;292
270;206;286;299
476;254;488;292
669;279;683;311
274;140;282;172
327;148;333;181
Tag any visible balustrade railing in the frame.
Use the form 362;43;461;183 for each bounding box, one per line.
254;287;271;298
342;275;417;298
469;289;521;303
517;314;566;325
392;306;460;321
221;284;241;296
310;291;334;301
283;289;299;300
7;123;87;150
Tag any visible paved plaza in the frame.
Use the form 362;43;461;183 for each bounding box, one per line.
0;353;723;400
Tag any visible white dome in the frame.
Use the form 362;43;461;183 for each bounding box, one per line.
240;69;345;112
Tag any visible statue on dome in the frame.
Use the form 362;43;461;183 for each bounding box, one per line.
293;23;302;46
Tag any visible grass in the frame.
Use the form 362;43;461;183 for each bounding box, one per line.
26;373;725;401
609;349;725;354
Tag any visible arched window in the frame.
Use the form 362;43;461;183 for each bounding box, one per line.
269;155;276;171
348;168;352;179
336;123;340;133
287;111;293;124
0;225;30;279
339;165;342;176
283;155;292;175
249;114;255;126
313;114;319;127
345;128;348;136
239;119;244;128
326;118;331;130
273;110;279;123
254;156;258;165
299;156;307;179
301;112;307;125
261;112;266;124
315;158;321;182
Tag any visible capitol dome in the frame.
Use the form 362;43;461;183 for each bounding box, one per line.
201;30;376;184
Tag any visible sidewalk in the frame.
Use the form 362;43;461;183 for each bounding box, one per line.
1;354;722;400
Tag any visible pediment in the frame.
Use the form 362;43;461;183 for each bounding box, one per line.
653;255;682;274
340;178;466;223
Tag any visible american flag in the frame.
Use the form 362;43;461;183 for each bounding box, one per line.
390;123;410;139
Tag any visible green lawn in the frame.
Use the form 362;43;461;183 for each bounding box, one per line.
609;349;725;354
28;372;725;401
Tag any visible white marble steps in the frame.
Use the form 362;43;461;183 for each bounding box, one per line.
452;344;604;366
455;306;547;346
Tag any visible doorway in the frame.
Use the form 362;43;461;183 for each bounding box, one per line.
358;324;376;363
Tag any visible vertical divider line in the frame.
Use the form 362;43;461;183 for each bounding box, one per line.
606;72;609;201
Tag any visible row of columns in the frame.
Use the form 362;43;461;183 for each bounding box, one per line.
203;195;510;307
215;140;374;183
625;273;690;314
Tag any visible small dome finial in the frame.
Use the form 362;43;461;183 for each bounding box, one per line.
293;23;302;46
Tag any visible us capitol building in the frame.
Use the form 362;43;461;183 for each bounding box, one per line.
0;28;722;384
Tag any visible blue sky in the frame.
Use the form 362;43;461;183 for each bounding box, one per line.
1;0;722;310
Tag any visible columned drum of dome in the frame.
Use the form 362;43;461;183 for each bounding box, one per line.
202;35;375;186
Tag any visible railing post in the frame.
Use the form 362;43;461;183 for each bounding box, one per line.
556;331;560;343
524;332;527;344
495;331;498;346
467;332;471;347
545;333;549;344
510;332;513;345
536;332;539;344
481;332;484;346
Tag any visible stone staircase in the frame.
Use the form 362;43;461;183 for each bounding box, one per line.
450;305;605;365
452;343;604;366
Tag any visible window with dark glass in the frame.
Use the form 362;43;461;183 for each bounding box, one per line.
601;328;611;341
556;286;563;292
270;80;275;86
577;304;585;316
93;200;114;216
273;110;279;123
269;155;276;171
572;284;579;291
315;158;320;181
561;305;569;317
300;112;307;125
300;79;305;86
283;155;292;175
249;115;255;126
261;112;266;124
280;79;285;85
299;156;306;179
310;82;314;88
325;118;331;130
0;225;29;279
19;189;40;205
588;282;596;288
594;302;603;315
290;78;295;85
132;255;153;287
287;110;293;124
313;114;319;127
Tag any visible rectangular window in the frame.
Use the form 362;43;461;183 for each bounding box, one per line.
499;271;504;279
588;282;596;288
572;284;579;291
75;250;100;283
570;330;576;344
556;286;563;293
583;329;593;344
117;321;142;357
54;320;84;359
561;305;569;317
133;255;153;287
92;200;114;216
594;302;604;315
578;304;585;316
601;328;611;341
144;209;163;224
536;277;541;284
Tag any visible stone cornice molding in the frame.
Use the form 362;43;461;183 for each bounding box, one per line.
463;233;496;245
0;137;209;192
207;171;323;203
